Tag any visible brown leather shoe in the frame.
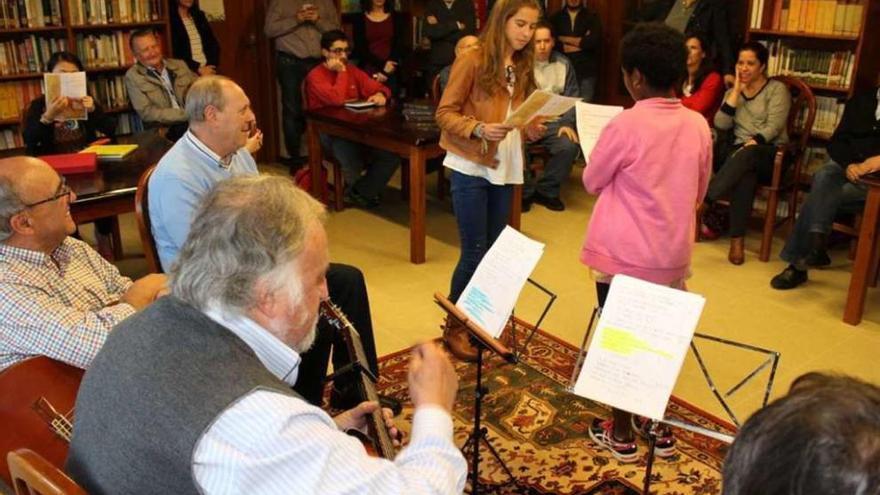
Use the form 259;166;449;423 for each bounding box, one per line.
442;318;478;362
728;237;745;265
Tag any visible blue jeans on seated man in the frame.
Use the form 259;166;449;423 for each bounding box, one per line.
320;134;400;202
523;126;580;201
449;170;513;302
780;161;867;265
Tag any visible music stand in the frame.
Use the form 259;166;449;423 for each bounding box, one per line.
434;293;516;495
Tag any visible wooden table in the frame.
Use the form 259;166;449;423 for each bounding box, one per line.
305;104;446;264
66;132;172;259
844;173;880;325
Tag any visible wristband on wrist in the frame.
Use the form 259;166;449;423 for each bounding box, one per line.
473;123;484;139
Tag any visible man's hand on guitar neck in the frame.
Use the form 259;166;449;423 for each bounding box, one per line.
408;342;458;413
334;401;401;447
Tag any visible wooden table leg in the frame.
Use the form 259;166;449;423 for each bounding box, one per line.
409;147;427;264
844;186;880;325
508;184;522;230
306;120;326;204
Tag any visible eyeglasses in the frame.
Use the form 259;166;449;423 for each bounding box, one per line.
328;47;351;55
24;177;72;208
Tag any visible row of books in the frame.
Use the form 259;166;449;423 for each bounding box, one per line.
88;73;128;109
0;113;143;150
0;0;63;28
759;39;855;89
0;36;67;75
0;129;23;149
750;0;865;35
0;79;41;120
811;95;846;136
74;31;134;68
68;0;162;26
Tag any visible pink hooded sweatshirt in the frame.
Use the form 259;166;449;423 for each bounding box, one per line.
581;97;712;284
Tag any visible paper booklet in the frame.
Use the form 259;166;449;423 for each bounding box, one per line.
344;100;378;110
456;226;545;338
504;90;580;127
572;275;705;420
575;102;623;162
43;72;88;121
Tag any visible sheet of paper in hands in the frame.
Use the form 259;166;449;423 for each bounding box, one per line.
504;90;580;127
575;101;623;162
43;72;88;121
573;275;705;420
456;226;544;338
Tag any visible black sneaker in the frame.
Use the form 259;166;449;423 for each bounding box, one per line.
344;190;379;209
770;265;808;290
533;193;565;211
522;196;533;212
804;249;831;267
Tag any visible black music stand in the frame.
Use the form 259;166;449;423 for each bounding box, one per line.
435;293;517;495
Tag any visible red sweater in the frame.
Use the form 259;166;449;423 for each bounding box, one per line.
304;62;391;110
681;72;724;124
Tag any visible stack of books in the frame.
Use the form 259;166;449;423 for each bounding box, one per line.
80;143;138;160
750;0;865;35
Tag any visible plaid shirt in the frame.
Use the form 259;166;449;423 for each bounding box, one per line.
0;237;135;371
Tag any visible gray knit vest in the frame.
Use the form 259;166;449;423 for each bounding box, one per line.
65;296;301;494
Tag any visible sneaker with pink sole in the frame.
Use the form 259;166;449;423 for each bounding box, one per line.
588;418;639;463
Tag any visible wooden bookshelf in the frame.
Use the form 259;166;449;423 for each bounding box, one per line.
0;0;172;152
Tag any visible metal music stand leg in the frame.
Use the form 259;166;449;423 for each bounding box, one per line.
642;421;658;495
519;278;557;350
459;340;516;494
568;305;600;392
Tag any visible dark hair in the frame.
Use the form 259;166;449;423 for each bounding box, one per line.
46;51;84;72
738;41;769;69
359;0;393;14
129;28;158;52
723;373;880;495
320;30;349;51
686;34;716;93
535;20;554;38
169;0;205;19
621;23;686;91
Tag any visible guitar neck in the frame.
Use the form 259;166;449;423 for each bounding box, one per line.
321;301;397;459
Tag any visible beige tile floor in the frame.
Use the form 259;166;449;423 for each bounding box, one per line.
97;163;880;426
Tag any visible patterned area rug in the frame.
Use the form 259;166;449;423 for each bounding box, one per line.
375;328;735;495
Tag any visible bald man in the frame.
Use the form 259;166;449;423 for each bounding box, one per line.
0;156;167;371
437;35;480;94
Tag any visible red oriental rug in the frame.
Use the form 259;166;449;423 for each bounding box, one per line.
374;328;735;494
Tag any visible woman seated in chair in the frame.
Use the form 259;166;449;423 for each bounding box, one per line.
701;41;791;265
680;34;723;124
23;52;118;157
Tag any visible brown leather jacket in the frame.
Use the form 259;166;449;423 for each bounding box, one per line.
435;49;529;168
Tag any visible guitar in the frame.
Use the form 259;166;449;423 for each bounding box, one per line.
0;357;83;487
320;300;397;460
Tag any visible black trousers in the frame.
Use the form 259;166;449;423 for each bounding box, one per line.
276;52;320;162
292;263;380;405
706;142;779;237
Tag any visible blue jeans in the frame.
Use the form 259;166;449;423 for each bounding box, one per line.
320;135;400;200
523;126;580;199
448;171;513;302
780;162;867;264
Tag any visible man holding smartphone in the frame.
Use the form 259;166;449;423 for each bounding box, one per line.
265;0;340;171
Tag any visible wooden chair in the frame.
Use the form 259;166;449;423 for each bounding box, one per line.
754;75;817;261
134;164;162;274
7;449;86;495
301;83;345;211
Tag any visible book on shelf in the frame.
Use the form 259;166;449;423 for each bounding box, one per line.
87;73;128;109
751;0;864;35
802;145;831;176
0;0;64;28
0;36;68;75
809;95;846;136
0;128;23;149
0;79;42;120
75;31;136;68
760;39;855;89
68;0;162;25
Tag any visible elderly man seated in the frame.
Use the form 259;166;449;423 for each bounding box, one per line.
66;175;467;494
0;156;166;371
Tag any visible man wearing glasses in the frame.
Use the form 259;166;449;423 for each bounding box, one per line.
0;156;167;372
304;29;399;208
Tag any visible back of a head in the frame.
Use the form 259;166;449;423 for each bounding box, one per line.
170;175;326;313
185;75;235;123
620;23;687;92
722;374;880;495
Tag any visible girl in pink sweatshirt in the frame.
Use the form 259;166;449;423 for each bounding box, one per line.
581;23;712;463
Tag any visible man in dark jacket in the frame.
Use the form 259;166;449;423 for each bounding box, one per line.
423;0;476;85
548;0;601;101
771;85;880;289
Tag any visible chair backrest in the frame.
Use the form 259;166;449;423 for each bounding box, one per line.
430;74;442;106
773;75;817;156
7;449;86;495
134;164;162;274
